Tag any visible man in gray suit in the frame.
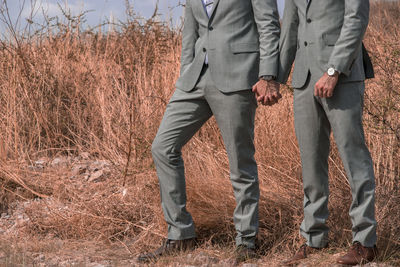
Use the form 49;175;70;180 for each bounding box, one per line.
138;0;281;262
277;0;378;265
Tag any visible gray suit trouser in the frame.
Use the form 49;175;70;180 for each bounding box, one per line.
294;73;377;248
151;66;259;248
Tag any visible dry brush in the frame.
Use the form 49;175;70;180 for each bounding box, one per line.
0;0;399;264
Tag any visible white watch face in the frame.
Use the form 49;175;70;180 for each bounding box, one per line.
327;68;336;76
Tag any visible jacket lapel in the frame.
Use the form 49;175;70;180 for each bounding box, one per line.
194;0;211;22
209;0;220;22
306;0;312;13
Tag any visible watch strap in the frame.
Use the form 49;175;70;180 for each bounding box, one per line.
261;75;276;81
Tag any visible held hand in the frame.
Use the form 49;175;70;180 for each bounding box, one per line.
314;72;339;98
252;79;282;106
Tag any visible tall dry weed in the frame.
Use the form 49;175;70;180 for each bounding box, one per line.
0;0;398;263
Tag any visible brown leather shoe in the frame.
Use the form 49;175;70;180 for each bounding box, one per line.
282;244;324;265
137;238;196;263
336;242;378;266
235;245;258;262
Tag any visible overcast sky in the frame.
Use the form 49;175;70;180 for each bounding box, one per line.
0;0;285;33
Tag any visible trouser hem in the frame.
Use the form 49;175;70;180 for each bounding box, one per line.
352;238;377;248
305;241;328;249
167;228;196;241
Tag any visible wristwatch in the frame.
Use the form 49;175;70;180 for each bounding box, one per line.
260;75;276;81
327;67;339;77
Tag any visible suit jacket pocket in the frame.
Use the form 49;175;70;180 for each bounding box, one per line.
322;33;340;46
230;43;260;54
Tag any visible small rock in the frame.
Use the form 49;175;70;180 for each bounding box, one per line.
51;157;68;167
59;260;80;267
28;165;43;171
90;160;111;172
34;159;47;168
34;254;45;262
80;152;90;160
87;263;111;267
193;252;219;265
194;252;209;262
219;259;237;267
35;159;47;164
88;170;105;182
122;188;128;197
119;261;136;266
71;164;88;176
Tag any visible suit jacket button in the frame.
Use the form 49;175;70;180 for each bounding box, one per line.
203;48;207;52
307;18;312;23
209;26;214;31
304;41;308;46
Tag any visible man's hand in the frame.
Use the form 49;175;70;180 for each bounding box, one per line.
252;79;282;106
314;72;339;98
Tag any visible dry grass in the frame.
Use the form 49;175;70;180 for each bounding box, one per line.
0;0;399;266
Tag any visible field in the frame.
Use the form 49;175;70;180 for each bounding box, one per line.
0;1;399;266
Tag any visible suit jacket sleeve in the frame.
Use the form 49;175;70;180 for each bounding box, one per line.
328;0;370;76
251;0;281;78
180;0;199;75
277;0;299;84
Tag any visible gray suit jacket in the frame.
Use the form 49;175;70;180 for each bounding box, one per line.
176;0;280;92
277;0;371;88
